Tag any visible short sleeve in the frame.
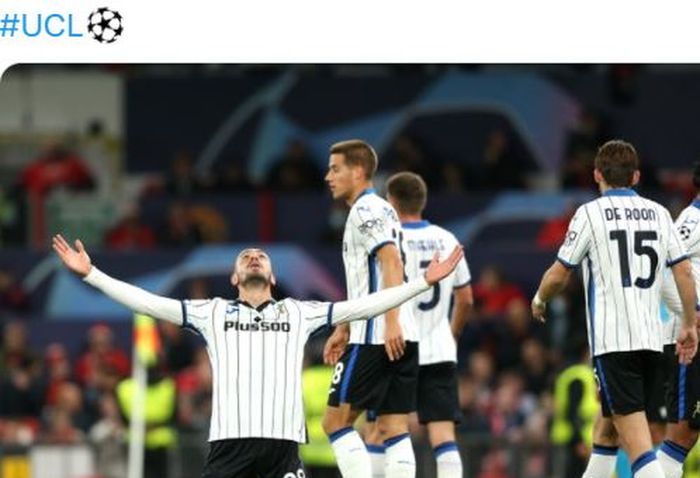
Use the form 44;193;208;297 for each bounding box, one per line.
666;210;689;266
454;256;471;289
351;201;400;255
556;206;592;268
292;299;333;335
181;299;217;337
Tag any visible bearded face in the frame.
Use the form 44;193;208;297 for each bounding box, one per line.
231;248;275;288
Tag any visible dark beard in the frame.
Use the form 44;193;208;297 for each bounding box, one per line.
241;274;269;288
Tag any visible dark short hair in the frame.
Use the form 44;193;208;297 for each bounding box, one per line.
386;172;427;215
329;139;378;180
594;140;639;188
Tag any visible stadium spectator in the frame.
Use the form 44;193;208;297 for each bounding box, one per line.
0;320;38;375
175;347;212;431
187;203;228;243
159;202;203;247
266;139;322;191
488;372;526;438
165;150;210;197
117;363;177;478
42;342;73;406
50;381;92;433
472;266;527;317
519;338;552;397
562;109;605;189
39;407;85;444
0;268;30;312
104;206;157;250
18;141;95;198
479;128;526;190
457;374;490;434
385;134;442;188
90;393;127;478
159;319;196;374
74;323;130;387
536;204;577;250
213;160;254;192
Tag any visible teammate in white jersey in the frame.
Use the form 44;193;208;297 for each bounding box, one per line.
51;234;464;478
386;172;474;478
656;164;700;478
322;140;419;478
530;140;698;478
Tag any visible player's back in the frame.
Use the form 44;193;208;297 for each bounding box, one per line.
559;189;686;355
400;220;470;365
342;189;417;345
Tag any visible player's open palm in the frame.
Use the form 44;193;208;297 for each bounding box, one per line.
424;246;464;285
52;234;92;277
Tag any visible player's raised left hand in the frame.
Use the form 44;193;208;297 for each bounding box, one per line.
424;246;464;285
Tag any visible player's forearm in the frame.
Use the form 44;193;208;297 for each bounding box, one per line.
672;259;698;328
331;277;430;325
536;262;571;303
450;297;473;339
84;267;183;325
450;284;473;338
379;251;404;324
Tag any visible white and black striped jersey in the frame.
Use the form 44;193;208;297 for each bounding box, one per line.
342;189;418;344
182;298;330;443
661;200;700;344
557;188;687;356
399;220;471;365
83;266;433;445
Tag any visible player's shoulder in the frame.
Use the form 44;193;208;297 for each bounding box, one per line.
350;192;398;222
352;192;392;212
676;202;700;242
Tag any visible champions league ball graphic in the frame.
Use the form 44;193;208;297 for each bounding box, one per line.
87;8;123;43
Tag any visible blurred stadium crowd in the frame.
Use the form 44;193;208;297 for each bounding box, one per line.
2;64;700;477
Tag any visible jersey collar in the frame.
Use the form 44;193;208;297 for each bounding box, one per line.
234;299;276;312
402;220;430;229
353;188;376;204
602;187;638;197
692;199;700;210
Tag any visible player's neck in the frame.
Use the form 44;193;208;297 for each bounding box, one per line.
399;213;422;224
346;182;374;205
237;287;273;307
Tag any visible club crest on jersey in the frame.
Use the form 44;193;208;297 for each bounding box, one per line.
225;303;239;315
680;217;699;240
275;302;289;319
358;217;385;235
565;230;578;246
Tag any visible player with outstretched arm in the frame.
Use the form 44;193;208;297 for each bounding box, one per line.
52;234;463;478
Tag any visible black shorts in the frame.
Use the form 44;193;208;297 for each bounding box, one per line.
327;342;419;415
201;438;305;478
646;346;671;423
664;344;700;429
593;350;664;417
417;362;461;424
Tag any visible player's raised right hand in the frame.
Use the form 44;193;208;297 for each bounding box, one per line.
424;246;464;285
52;234;92;277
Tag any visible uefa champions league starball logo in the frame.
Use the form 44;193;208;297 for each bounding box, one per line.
87;7;123;43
